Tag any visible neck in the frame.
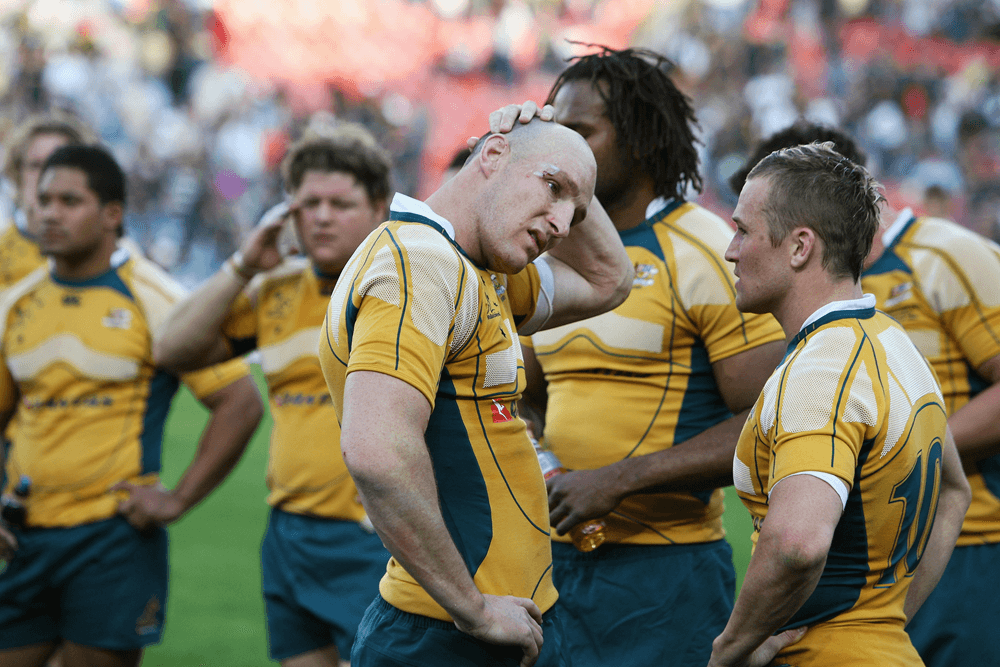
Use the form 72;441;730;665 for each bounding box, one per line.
774;275;864;344
52;238;118;282
426;176;481;263
603;177;659;232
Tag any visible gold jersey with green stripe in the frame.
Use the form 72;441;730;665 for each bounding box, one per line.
734;296;947;666
529;200;785;546
223;256;362;519
0;216;45;290
319;194;557;622
863;211;1000;545
0;252;251;527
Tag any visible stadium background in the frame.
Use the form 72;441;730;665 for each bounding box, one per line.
1;0;998;664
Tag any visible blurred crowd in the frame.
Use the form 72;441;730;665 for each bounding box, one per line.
1;0;998;287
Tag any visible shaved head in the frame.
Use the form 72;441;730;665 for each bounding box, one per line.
470;119;596;171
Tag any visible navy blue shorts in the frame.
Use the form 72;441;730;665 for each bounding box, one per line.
906;541;1000;666
351;596;570;667
551;539;735;667
261;508;390;660
0;515;168;651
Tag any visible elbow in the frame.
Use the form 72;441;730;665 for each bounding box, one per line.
766;531;831;576
608;262;635;310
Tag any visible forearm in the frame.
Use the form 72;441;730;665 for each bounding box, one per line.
611;409;748;497
171;377;262;514
353;457;487;625
154;267;246;372
949;382;1000;464
711;533;825;665
543;197;633;327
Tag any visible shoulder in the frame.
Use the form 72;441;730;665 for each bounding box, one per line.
123;255;191;335
904;217;1000;310
658;203;739;306
0;265;50;336
246;256;310;301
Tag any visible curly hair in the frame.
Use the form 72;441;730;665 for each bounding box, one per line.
546;44;702;199
748;142;884;282
281;122;392;206
730;121;868;195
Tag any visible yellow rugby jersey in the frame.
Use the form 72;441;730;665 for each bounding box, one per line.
863;212;1000;545
733;296;946;666
0;216;45;290
0;253;251;527
529;200;784;545
319;194;557;621
222;256;361;519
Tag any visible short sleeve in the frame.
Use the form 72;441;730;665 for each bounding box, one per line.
767;327;875;491
222;289;259;356
345;225;468;408
928;234;1000;371
181;356;254;400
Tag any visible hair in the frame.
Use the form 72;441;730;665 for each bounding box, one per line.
281;123;393;206
546;44;702;199
747;142;884;282
3;112;97;189
730;121;868;195
448;147;472;170
42;144;127;207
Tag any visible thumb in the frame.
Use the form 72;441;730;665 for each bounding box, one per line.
778;626;807;647
109;480;137;495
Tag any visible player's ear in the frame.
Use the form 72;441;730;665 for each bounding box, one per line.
101;201;124;235
477;134;510;177
788;226;817;269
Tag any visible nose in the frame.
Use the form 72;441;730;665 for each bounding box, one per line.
314;201;335;224
546;201;574;239
724;233;740;264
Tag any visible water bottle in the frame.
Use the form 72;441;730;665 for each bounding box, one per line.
0;475;31;529
534;441;607;552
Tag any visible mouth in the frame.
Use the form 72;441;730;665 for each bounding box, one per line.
527;230;544;256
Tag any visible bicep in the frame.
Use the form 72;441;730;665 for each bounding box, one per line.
764;474;844;564
341;371;432;471
712;341;785;413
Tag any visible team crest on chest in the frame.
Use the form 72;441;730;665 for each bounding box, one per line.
885;282;913;308
102;308;133;330
633;263;658;288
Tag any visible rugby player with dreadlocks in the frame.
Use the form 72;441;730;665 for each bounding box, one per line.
500;46;789;666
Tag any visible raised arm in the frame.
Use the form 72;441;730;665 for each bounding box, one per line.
342;370;544;666
154;203;292;373
903;427;972;621
538;195;633;329
113;374;263;529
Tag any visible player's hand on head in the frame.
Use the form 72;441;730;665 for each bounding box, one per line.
240;201;294;275
111;480;185;531
454;594;544;667
486;101;555;135
0;522;17;561
547;468;621;535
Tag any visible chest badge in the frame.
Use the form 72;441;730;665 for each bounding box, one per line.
102;308;133;330
885;282;913;308
490;399;513;423
633;263;658;288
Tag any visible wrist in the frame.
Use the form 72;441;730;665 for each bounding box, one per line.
223;251;256;282
448;591;488;633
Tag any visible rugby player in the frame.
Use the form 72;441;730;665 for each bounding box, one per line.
320;118;633;667
155;124;394;667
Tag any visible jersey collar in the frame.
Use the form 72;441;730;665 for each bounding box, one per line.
787;293;877;353
881;207;915;249
389;193;456;240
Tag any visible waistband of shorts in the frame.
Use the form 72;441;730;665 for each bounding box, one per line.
551;537;730;563
371;595;557;630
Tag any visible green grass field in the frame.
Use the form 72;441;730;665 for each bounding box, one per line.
144;374;754;666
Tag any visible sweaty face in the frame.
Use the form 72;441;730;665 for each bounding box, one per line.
725;176;791;315
37;168;114;261
552;80;632;210
292;171;385;275
21;133;72;234
480;144;595;274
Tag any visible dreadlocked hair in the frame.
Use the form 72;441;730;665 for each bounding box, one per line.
547;44;703;199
